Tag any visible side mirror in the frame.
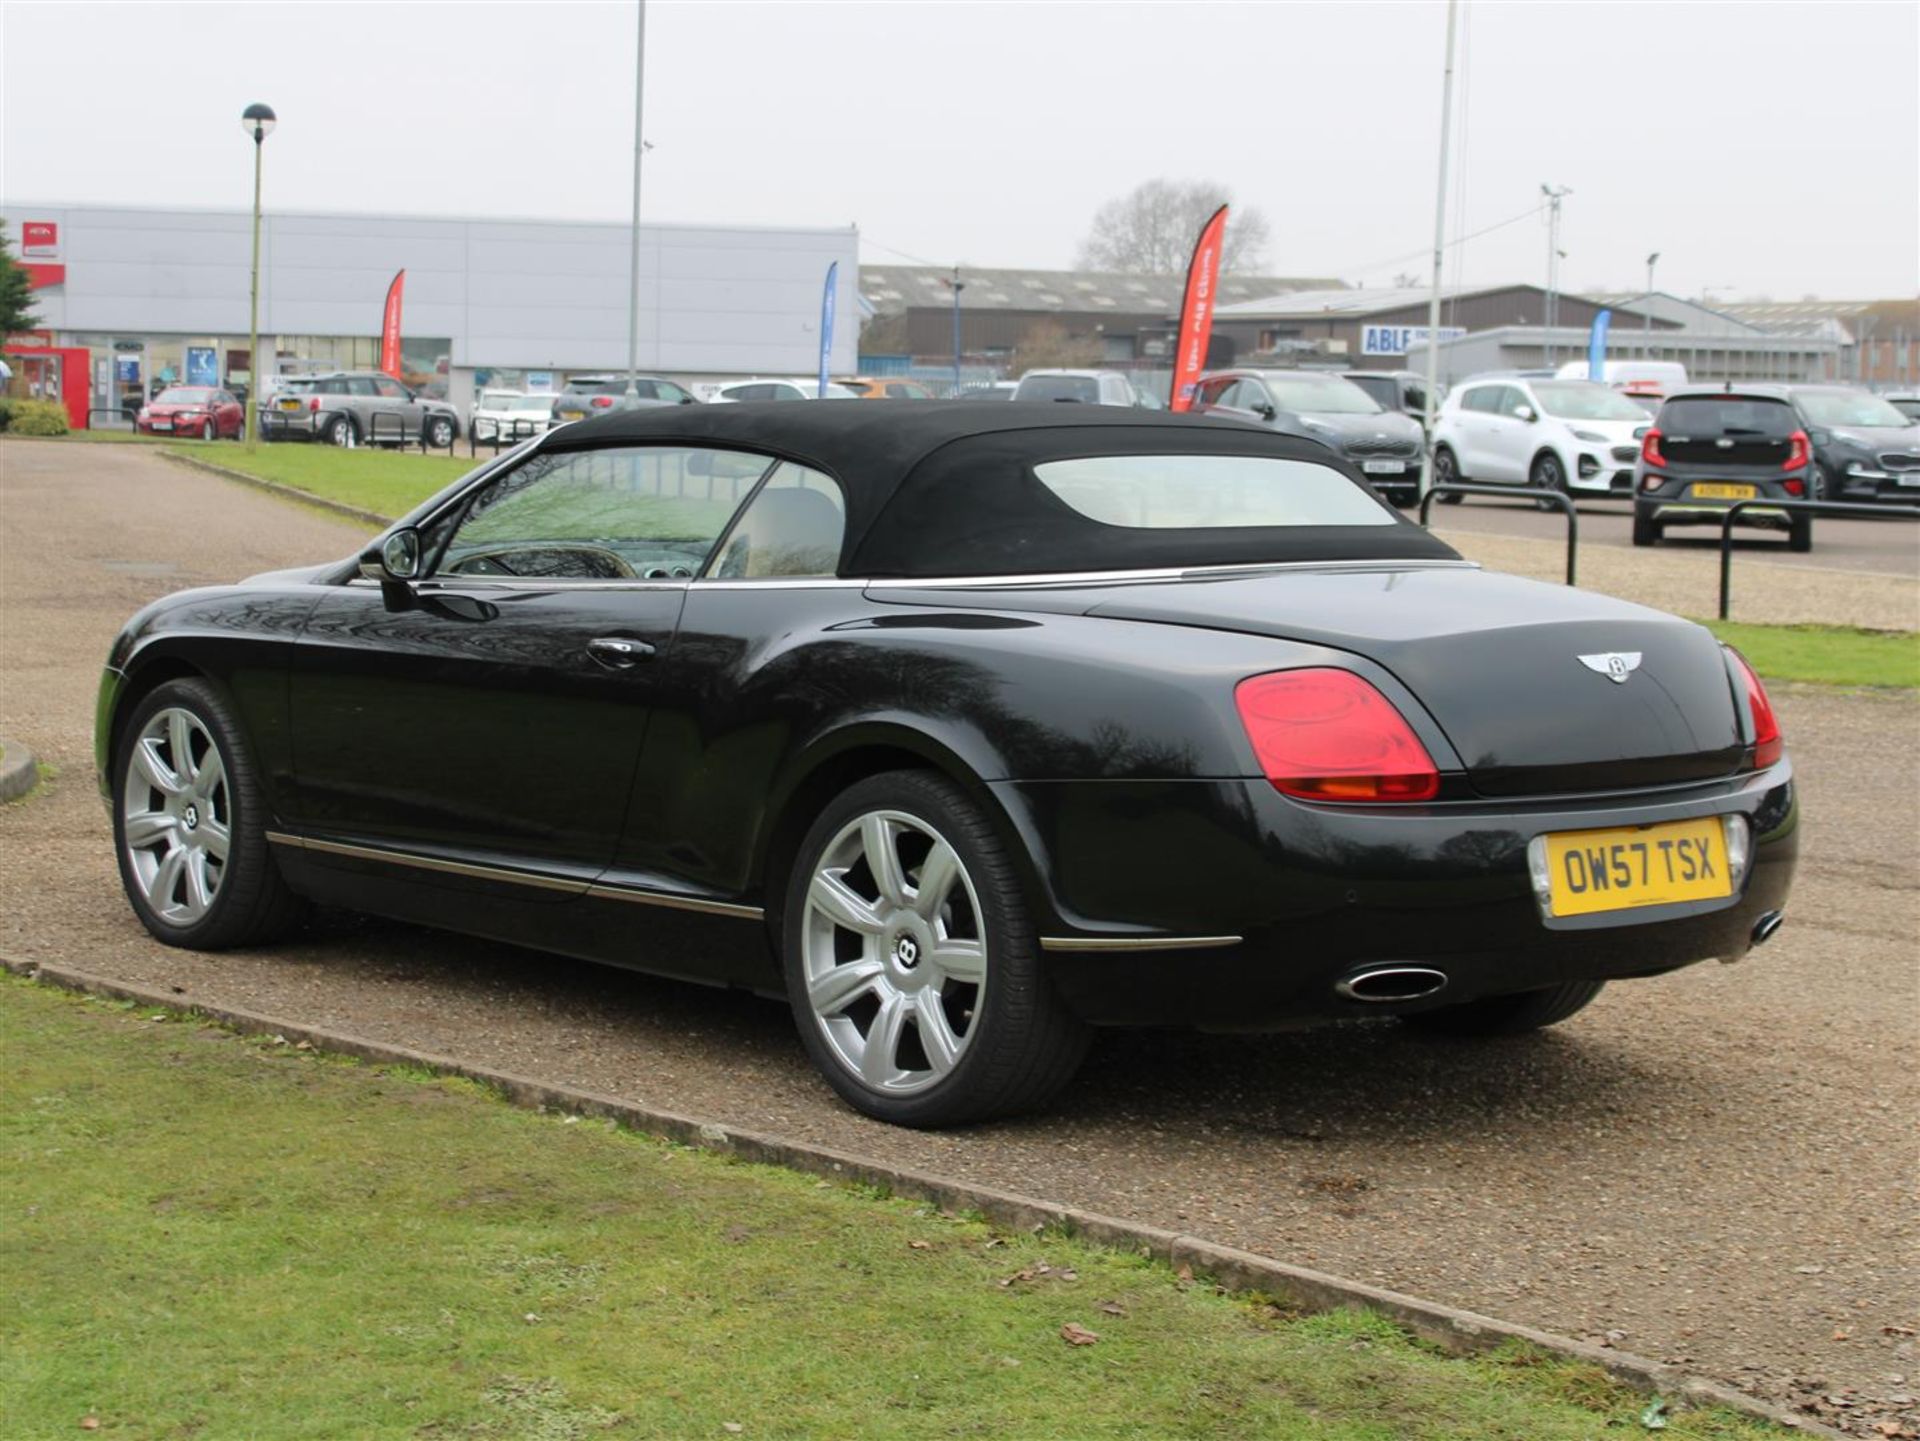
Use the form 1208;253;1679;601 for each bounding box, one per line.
1252;400;1278;421
359;527;421;583
1513;404;1537;423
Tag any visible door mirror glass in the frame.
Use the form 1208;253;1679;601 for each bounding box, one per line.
1513;403;1537;422
361;528;421;582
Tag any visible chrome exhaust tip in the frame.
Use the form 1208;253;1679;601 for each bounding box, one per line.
1335;966;1449;1003
1750;910;1785;946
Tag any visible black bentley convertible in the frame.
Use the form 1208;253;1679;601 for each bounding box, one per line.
97;404;1797;1125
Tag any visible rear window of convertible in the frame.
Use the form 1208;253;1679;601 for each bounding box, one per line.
1032;454;1395;530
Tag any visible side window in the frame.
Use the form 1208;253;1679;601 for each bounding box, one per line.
770;383;805;401
1502;386;1533;417
631;380;659;400
372;376;406;399
346;376;378;398
1461;385;1496;414
434;446;776;582
709;463;847;580
658;380;692;403
732;384;772;401
1403;383;1427;414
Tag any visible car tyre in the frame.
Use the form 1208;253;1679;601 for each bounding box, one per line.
424;415;455;449
1404;978;1604;1038
200;418;216;442
1631;507;1662;547
112;677;306;950
324;414;357;447
781;770;1090;1127
1432;445;1465;503
1788;514;1813;553
1810;462;1830;501
1530;451;1569;508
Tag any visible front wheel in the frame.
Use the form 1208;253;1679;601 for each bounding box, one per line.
112;678;306;949
782;771;1089;1127
424;415;455;449
200;419;216;442
1404;979;1604;1038
1810;462;1831;501
1530;451;1568;507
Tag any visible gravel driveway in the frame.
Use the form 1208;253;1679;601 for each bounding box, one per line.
3;438;1915;1436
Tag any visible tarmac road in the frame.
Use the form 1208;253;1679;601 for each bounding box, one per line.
3;439;1916;1437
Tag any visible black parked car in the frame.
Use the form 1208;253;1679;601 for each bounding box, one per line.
97;405;1796;1126
1784;385;1920;503
1191;370;1425;505
1633;387;1817;551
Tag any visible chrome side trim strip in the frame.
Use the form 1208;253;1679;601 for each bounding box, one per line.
584;884;764;920
266;831;589;893
1040;934;1243;953
263;830;763;918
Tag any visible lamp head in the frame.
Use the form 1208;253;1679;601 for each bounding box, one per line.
241;103;277;143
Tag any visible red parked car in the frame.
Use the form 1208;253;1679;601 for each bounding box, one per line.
136;387;244;440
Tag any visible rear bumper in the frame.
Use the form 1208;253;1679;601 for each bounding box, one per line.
1633;466;1810;527
994;761;1797;1029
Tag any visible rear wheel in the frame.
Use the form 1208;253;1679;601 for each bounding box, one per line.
1404;979;1604;1038
1631;507;1662;547
112;677;305;950
1788;514;1814;553
324;414;357;447
782;770;1090;1127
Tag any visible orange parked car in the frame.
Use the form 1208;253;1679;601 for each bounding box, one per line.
840;377;936;400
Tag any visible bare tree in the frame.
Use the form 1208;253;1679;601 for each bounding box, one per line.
1011;319;1104;375
1075;180;1272;277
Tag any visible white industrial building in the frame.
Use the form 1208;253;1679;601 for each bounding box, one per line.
2;203;859;420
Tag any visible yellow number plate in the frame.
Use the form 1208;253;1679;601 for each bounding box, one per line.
559;409;586;421
277;398;302;411
1691;483;1756;500
1542;817;1732;918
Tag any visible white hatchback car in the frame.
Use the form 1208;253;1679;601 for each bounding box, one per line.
1430;377;1650;498
706;378;861;403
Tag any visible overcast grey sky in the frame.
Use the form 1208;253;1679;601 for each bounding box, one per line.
4;0;1915;300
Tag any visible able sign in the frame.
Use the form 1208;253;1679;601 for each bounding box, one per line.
1361;324;1466;357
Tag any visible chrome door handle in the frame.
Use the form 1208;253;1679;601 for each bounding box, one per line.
586;636;656;669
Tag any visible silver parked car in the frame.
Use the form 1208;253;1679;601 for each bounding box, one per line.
262;371;462;447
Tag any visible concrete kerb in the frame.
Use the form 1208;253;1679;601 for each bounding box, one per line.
0;740;40;802
0;952;1837;1437
157;450;394;530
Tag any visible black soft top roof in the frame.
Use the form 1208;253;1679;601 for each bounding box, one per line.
548;401;1459;578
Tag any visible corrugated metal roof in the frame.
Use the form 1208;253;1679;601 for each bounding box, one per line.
1213;282;1498;319
859;265;1343;317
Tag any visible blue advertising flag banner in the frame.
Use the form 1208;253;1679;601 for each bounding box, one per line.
818;262;838;397
1588;309;1612;380
185;347;219;387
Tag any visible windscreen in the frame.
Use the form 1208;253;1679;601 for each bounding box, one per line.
1344;375;1396;406
1017;375;1101;403
1260;374;1381;415
154;388;215;405
1657;397;1798;435
507;395;553;412
1531;382;1649;421
1795;391;1910;428
1033;455;1395;530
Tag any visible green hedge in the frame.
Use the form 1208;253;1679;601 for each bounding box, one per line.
5;398;69;436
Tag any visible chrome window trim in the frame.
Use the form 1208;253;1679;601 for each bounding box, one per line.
265;832;764;919
349;558;1478;594
1040;934;1243;953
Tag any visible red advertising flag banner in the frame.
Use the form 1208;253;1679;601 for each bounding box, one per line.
379;269;406;378
1168;204;1229;414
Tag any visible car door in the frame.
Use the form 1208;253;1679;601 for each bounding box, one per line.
285;441;773;881
1475;385;1530;482
370;374;416;441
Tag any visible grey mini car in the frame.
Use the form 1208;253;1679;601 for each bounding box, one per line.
262;372;462;448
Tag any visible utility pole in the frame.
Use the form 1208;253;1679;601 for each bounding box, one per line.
1541;183;1570;366
1644;251;1660;342
1418;0;1459;504
624;0;647;403
949;267;966;396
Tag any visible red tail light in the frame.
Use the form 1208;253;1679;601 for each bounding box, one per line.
1783;478;1805;496
308;396;320;411
1641;428;1667;468
1783;430;1810;470
591;395;614;408
1729;649;1782;769
1235;669;1440;802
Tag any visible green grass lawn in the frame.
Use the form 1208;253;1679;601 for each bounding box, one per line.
1702;620;1919;689
0;977;1785;1440
162;439;478;518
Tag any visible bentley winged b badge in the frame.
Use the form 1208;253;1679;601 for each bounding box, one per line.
1578;651;1643;684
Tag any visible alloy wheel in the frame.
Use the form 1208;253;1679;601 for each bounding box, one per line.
801;810;988;1096
121;707;230;927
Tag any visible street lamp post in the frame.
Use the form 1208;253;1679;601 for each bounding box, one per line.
1644;252;1660;339
625;0;647;404
949;267;965;396
240;102;276;452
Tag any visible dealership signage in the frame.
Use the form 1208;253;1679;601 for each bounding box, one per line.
1361;324;1466;357
21;221;58;256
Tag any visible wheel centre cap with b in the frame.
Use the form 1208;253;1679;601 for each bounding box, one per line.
182;802;200;831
